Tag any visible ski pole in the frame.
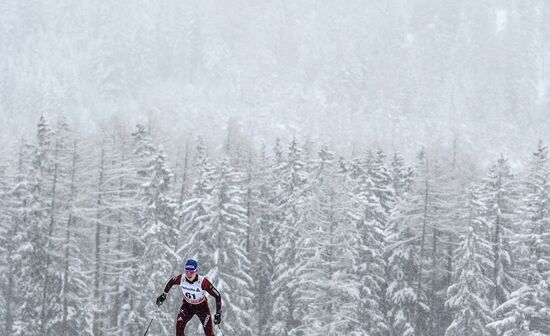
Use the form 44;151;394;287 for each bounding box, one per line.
143;318;154;336
143;306;161;336
217;324;225;336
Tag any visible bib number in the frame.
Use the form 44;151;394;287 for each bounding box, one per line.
185;292;197;300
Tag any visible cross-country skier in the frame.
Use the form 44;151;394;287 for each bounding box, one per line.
156;259;222;336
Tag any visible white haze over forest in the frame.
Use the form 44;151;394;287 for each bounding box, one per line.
1;1;549;166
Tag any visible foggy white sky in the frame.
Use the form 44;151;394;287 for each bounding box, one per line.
1;0;549;165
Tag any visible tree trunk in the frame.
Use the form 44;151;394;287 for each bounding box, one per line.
5;247;14;335
61;141;78;336
40;135;60;335
93;147;105;336
429;227;438;335
492;173;502;310
414;161;429;335
178;141;190;205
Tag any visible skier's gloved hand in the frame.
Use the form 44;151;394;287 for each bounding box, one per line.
156;293;166;307
214;310;222;325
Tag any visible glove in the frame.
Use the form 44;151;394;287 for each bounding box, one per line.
156;293;166;307
214;311;222;325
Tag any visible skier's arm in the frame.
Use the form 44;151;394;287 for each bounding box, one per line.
163;274;182;294
202;278;222;311
157;274;181;306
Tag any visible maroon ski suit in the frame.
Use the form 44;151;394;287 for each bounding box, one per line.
163;274;222;336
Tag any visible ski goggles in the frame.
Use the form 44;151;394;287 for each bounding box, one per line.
185;268;197;275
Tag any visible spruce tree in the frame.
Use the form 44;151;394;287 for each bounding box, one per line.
488;143;550;335
445;185;493;336
350;154;389;335
208;158;253;336
483;155;519;311
269;139;310;336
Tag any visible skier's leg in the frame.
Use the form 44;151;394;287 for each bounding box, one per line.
176;304;194;336
196;303;215;336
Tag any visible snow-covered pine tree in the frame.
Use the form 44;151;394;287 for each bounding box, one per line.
5;139;39;336
176;141;191;204
251;144;281;336
298;146;356;335
206;158;253;336
18;115;55;335
89;128;144;336
445;185;493;336
31;115;74;335
425;158;464;336
3;132;80;335
482;155;520;313
91;141;108;336
273;138;284;176
99;124;146;336
0;144;19;336
242;145;273;336
269;138;311;336
390;152;414;200
488;142;550;335
175;138;222;336
125;123;179;335
385;151;414;329
368;149;396;214
178;137;217;269
385;208;419;336
386;148;447;336
348;153;389;335
366;149;399;330
188;136;212;198
438;147;475;335
139;148;179;335
59;139;93;336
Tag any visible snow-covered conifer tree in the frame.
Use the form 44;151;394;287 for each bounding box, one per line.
241;146;274;335
251;144;280;336
99;125;146;336
488;142;550;335
445;185;493;336
139;149;179;334
368;149;396;214
299;146;358;335
269;139;311;336
482;155;520;311
179;137;217;268
205;158;254;336
348;153;389;335
31;115;73;335
0;145;23;336
17;115;55;335
390;152;414;200
386;148;447;336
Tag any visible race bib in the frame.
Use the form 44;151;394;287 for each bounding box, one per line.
180;275;206;304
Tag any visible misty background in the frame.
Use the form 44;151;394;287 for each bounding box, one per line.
1;1;549;164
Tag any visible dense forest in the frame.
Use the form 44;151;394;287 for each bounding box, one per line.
0;115;549;336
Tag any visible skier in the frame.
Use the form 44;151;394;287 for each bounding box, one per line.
156;259;222;336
